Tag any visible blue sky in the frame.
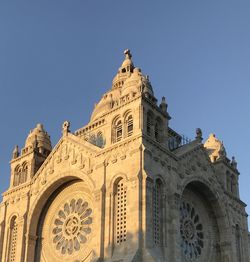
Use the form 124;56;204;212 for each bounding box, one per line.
0;1;250;216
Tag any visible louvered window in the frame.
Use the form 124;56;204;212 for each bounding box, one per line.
115;180;127;244
127;115;133;137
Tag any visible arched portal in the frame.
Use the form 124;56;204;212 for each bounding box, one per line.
179;181;225;262
27;177;94;262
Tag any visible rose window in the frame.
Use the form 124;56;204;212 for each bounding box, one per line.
180;201;204;261
52;198;92;255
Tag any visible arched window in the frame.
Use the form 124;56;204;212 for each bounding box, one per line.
114;179;127;244
155;118;163;142
112;118;123;143
153;179;163;245
21;162;28;183
231;175;235;194
226;171;231;191
155;122;159;141
236;224;241;261
13;166;21;187
127;115;133;137
147;112;153;136
8;216;18;262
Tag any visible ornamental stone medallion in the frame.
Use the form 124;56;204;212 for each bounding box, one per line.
180;188;218;262
40;182;93;262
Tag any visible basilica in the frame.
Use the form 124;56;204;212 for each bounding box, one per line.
0;50;249;262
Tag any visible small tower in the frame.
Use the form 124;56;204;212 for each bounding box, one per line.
10;123;52;188
204;133;240;197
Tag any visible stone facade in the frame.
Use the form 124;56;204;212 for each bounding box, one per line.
0;50;249;262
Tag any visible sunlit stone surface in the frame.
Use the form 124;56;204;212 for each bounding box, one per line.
0;51;249;262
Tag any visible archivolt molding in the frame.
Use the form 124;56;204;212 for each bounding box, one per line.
179;176;230;228
108;172;129;191
28;171;95;230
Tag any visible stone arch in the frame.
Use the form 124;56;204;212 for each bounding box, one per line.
111;115;123;143
108;172;129;191
153;177;164;246
123;110;133;137
112;177;128;245
13;165;21;186
7;215;18;262
179;178;230;262
26;171;95;261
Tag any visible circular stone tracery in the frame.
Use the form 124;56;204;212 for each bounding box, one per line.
52;198;92;255
180;201;204;261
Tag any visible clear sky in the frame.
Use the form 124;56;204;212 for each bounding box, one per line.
0;1;250;217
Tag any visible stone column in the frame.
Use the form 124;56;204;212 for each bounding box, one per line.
24;234;38;262
167;193;181;261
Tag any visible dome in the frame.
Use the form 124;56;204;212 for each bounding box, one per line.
90;50;155;121
25;123;52;152
112;49;134;90
90;89;120;121
122;68;154;96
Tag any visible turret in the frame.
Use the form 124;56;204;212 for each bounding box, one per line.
204;134;240;198
9;123;52;188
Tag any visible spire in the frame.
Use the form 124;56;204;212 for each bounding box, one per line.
12;145;19;159
112;49;134;90
124;49;132;59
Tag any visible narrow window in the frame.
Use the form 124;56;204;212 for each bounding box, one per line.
21;163;28;183
155;122;159;142
231;175;235;194
8;216;18;262
127;115;133;137
116;120;123;142
236;225;241;262
147;113;152;136
153;179;163;245
115;179;127;244
13;166;21;186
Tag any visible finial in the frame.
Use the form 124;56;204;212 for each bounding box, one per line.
218;142;227;159
124;49;132;59
12;145;19;159
37;123;44;131
231;156;237;169
62;121;70;136
160;96;168;113
195;128;203;142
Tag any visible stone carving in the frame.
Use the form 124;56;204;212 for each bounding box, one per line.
52;198;92;255
180;201;204;261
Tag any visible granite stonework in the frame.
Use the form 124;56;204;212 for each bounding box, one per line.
0;50;249;262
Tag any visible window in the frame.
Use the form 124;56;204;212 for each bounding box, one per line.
115;179;127;244
8;216;18;262
13;166;21;187
236;224;241;262
147;112;153;136
13;163;28;187
127;115;133;137
155;122;159;141
21;163;28;183
155;118;163;142
153;179;163;245
113;119;123;143
231;175;235;194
